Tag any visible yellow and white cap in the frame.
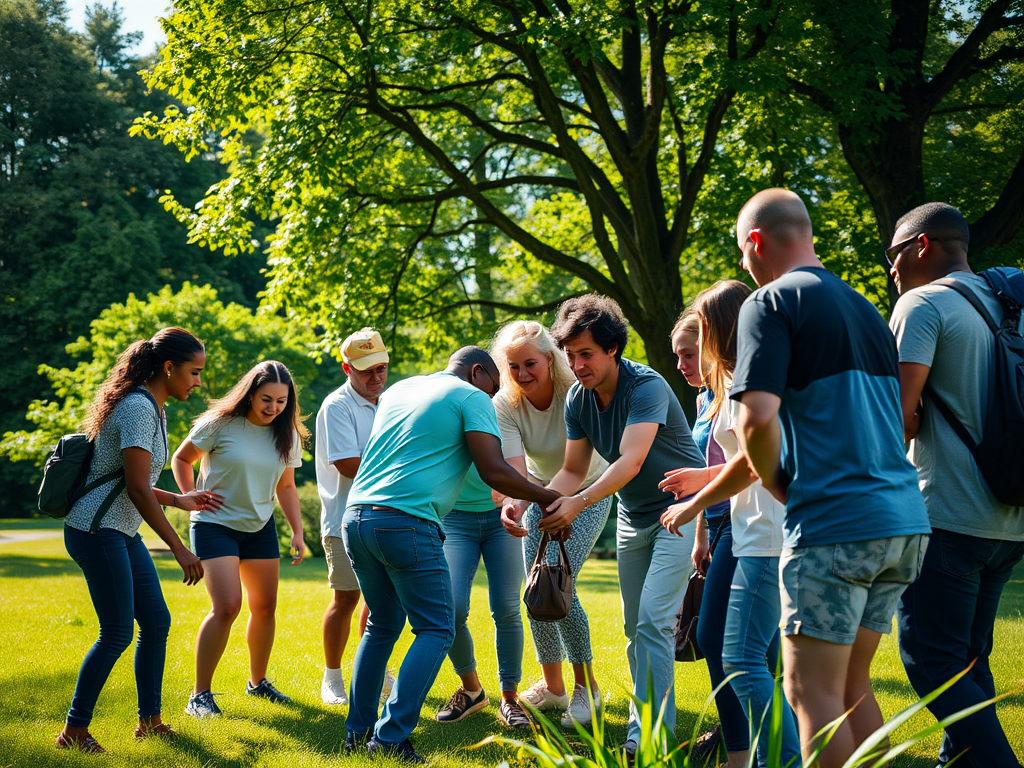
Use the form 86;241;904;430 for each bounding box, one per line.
341;328;390;370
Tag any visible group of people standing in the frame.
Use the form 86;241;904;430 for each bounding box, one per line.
54;188;1022;768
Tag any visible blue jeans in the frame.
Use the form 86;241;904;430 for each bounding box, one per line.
696;519;751;753
342;506;455;745
898;527;1024;768
442;509;523;691
722;556;799;768
64;526;171;727
616;514;690;743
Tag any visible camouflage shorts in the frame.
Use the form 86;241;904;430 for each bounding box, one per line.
780;534;929;644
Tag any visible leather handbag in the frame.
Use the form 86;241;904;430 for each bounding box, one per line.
523;531;574;622
674;522;725;662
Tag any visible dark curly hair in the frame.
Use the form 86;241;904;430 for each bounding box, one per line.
193;360;309;462
83;327;204;439
550;294;629;362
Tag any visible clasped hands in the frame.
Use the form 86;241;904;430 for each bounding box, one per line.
500;494;582;542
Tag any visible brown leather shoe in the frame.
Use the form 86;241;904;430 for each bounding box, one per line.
55;730;107;753
134;721;179;739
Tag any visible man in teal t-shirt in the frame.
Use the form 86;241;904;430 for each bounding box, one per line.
342;347;559;762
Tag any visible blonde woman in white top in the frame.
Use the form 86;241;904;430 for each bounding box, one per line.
492;321;611;727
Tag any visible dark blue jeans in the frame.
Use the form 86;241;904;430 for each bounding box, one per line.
898;527;1024;768
343;506;455;746
696;518;750;753
64;526;171;727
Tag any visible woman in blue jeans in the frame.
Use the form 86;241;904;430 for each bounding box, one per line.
58;328;220;753
435;465;530;728
662;282;800;768
661;310;749;765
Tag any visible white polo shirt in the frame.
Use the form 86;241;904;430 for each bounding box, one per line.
315;381;378;539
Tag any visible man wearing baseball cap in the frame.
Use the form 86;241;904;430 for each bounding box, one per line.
316;328;391;705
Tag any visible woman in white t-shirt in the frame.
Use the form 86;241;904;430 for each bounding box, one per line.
173;361;308;718
660;282;799;768
492;321;611;728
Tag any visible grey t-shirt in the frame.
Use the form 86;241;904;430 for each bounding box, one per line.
564;358;704;528
890;271;1024;540
65;390;166;537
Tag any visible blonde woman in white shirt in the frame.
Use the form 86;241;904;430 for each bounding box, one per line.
492;321;611;728
173;361;308;718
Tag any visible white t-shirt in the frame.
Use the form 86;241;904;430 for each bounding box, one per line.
189;417;302;532
713;387;786;557
316;382;377;539
493;387;607;487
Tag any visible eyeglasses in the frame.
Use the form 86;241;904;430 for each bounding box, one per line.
884;234;966;269
474;365;500;398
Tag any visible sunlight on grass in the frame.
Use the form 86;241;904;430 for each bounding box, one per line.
0;530;1021;767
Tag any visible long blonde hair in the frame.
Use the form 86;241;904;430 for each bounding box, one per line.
491;320;575;408
688;280;752;419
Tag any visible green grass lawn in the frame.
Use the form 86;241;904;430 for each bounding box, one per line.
1;524;1022;768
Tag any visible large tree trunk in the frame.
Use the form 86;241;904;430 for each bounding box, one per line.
633;310;697;425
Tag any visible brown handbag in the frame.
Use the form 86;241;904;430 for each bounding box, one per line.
523;531;574;622
674;523;725;662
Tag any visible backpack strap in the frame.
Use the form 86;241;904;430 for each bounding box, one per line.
89;477;127;534
922;276;999;451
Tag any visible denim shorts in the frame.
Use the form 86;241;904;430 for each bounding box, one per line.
780;534;928;644
190;518;280;560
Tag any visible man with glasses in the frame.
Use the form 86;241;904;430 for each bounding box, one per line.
888;202;1024;768
730;188;930;768
341;346;557;763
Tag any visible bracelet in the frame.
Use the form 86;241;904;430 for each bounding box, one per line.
171;495;179;509
576;491;591;506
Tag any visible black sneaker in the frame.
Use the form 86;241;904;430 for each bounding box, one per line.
366;736;426;764
688;727;722;768
245;678;291;704
185;689;222;718
435;687;488;722
497;697;532;729
344;729;372;755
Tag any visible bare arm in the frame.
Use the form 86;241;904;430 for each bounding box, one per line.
660;452;757;535
172;439;203;493
466;431;559;507
898;362;931;442
539;422;659;532
123;447;203;585
332;457;361;479
735;391;787;503
276;467;304;564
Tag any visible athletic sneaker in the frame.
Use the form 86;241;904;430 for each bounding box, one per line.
246;678;291;704
185;689;222;718
497;697;532;729
435;687;489;722
519;679;569;711
380;669;397;705
560;684;600;727
344;729;372;755
366;735;426;764
322;673;348;705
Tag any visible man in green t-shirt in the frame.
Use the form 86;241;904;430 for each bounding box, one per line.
342;347;561;763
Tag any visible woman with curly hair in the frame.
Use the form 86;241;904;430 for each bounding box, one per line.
58;327;218;753
173;361;308;718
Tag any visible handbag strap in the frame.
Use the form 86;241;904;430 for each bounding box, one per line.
532;531;574;576
708;519;727;556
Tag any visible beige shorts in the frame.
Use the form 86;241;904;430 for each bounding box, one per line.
323;535;360;592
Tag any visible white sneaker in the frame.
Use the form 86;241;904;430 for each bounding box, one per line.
322;674;348;705
520;679;569;711
380;670;397;705
561;684;600;727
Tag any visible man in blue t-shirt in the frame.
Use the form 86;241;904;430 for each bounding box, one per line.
729;189;930;768
535;294;704;753
343;347;559;763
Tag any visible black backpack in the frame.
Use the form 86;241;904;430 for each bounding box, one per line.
37;388;164;532
924;268;1024;507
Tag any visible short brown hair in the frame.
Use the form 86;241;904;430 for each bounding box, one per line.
550;294;629;362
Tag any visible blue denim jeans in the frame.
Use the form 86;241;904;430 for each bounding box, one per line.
342;506;455;746
442;508;523;691
898;527;1024;768
722;556;800;768
695;518;750;752
63;526;171;727
616;514;690;743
